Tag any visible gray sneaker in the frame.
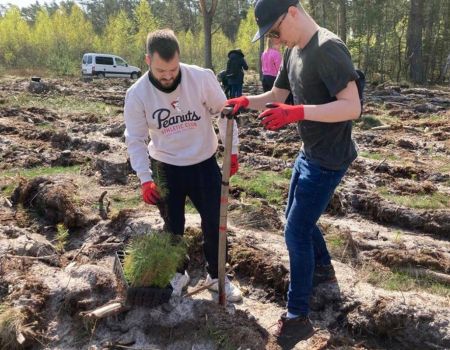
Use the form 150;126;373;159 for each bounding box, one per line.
274;313;314;348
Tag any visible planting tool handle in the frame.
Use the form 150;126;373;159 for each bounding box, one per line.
218;108;234;306
221;105;235;119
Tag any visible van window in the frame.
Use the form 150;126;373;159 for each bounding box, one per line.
82;55;87;64
96;56;114;65
87;56;92;64
115;57;127;66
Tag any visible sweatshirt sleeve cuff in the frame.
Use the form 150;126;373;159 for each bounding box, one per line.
138;172;153;184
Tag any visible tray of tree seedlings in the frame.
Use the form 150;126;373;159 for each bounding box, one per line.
114;231;187;308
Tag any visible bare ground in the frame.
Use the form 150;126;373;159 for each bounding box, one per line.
0;75;449;349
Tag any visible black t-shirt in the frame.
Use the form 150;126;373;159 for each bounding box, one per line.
275;27;359;170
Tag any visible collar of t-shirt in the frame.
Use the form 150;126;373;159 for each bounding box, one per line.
148;70;182;93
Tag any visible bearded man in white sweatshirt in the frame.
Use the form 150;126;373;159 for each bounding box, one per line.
123;29;242;302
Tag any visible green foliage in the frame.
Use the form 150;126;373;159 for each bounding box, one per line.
230;168;289;205
178;28;234;70
205;323;235;350
3;93;119;115
365;268;450;298
211;31;234;71
215;0;250;42
123;232;187;288
55;223;69;252
235;7;259;70
178;30;203;66
109;193;142;211
152;161;169;200
0;7;31;67
98;10;134;61
0;0;448;83
378;188;449;210
354;115;383;130
132;0;159;70
1;184;15;197
358;151;399;162
0;165;81;180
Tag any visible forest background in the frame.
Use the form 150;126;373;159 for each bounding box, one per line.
0;0;449;84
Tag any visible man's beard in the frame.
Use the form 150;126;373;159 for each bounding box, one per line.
158;77;176;89
148;70;182;93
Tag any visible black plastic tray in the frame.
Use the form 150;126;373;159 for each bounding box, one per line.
114;251;173;307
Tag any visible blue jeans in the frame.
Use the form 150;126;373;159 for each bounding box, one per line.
229;84;243;98
285;153;348;316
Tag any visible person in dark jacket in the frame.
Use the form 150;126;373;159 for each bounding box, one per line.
217;70;231;98
226;49;248;98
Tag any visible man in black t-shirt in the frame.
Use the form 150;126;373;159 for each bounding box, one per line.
225;0;361;346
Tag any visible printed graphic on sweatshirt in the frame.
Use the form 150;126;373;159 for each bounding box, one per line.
152;108;201;136
170;97;181;112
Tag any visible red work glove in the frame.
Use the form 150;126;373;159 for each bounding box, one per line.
259;103;305;130
230;154;239;177
226;96;249;115
141;181;160;205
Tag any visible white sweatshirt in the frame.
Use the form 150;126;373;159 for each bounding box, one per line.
124;63;239;184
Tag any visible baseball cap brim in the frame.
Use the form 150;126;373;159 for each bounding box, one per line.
252;21;276;43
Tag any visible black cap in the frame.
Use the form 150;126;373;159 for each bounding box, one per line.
252;0;299;42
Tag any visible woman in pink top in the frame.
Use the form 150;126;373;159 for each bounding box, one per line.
261;38;282;92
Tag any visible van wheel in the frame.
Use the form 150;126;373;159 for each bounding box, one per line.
131;72;138;79
97;72;105;78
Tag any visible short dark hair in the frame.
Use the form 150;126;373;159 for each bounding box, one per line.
146;29;180;61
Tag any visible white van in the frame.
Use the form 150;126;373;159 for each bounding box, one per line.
81;53;141;79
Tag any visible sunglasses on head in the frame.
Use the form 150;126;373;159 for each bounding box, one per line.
266;12;287;39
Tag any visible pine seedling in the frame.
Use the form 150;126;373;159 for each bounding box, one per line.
152;161;169;200
55;223;69;252
123;232;186;288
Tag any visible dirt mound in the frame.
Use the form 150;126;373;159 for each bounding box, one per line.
11;176;97;229
347;296;450;349
371;248;450;273
192;301;276;349
0;276;50;348
184;226;205;268
348;191;450;237
390;180;437;194
229;202;283;231
229;237;289;300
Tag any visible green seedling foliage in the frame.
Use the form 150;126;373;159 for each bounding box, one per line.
152;161;169;200
55;223;69;252
123;232;186;288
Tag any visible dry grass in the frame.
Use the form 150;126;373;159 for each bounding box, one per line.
378;187;449;209
358;264;450;298
0;305;26;350
321;224;359;264
0;68;52;78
